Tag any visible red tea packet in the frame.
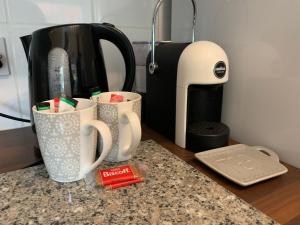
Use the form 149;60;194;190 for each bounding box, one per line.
54;97;60;113
110;94;124;103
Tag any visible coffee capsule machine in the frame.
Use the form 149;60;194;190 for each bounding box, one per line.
146;0;230;152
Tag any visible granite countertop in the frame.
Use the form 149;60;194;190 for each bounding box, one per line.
0;140;278;225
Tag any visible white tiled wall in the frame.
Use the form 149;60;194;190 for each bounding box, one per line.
93;0;155;28
172;0;300;168
0;0;158;130
0;0;6;23
7;0;93;24
0;23;24;130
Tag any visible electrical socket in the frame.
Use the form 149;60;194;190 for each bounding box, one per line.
0;37;11;76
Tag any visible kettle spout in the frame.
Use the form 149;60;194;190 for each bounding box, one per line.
20;35;32;60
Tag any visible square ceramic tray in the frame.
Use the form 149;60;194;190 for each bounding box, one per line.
195;144;288;186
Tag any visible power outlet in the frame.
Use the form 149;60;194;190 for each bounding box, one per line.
0;37;11;76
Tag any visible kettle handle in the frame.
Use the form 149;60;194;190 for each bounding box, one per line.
92;23;135;91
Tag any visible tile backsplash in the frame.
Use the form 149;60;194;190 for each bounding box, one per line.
0;0;6;23
94;0;154;28
6;0;93;24
0;0;157;130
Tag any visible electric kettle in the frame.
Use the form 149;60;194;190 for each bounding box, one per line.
21;23;135;123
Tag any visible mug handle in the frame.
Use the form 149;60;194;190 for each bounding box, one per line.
79;120;112;177
120;111;141;157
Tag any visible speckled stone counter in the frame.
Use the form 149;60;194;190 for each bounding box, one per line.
0;140;278;225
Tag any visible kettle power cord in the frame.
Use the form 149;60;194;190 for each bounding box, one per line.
0;113;30;123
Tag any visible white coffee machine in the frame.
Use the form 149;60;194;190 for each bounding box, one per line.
175;41;229;149
146;0;230;152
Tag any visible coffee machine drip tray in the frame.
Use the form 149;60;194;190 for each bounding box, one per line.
186;121;230;152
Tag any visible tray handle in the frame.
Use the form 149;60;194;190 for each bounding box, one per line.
252;146;280;162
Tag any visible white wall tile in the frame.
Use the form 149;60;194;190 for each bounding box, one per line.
0;25;25;130
0;0;7;23
7;0;93;24
0;75;25;130
93;0;156;28
9;25;48;119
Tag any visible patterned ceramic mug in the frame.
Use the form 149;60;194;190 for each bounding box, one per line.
32;98;112;182
97;92;142;162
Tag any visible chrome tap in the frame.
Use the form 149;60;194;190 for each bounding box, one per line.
149;0;197;74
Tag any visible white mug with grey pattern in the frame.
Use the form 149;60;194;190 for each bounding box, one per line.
97;92;141;162
33;98;112;183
